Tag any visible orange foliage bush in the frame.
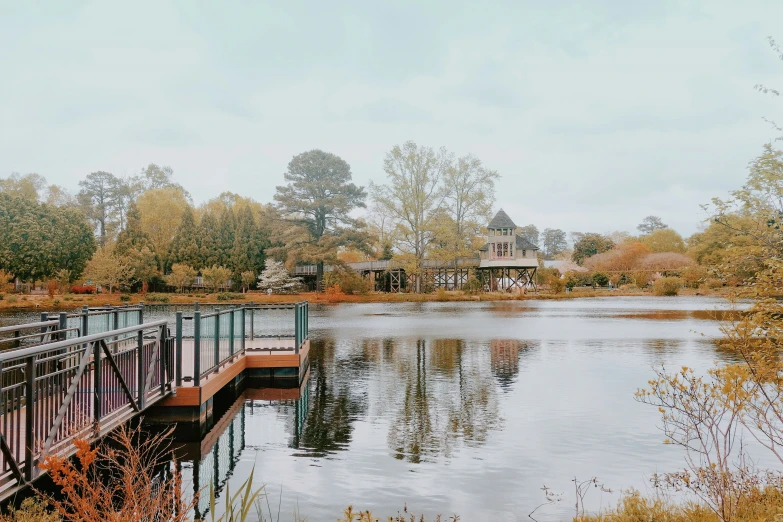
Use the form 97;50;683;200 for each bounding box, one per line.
637;252;695;271
584;242;649;272
325;284;346;303
38;426;195;522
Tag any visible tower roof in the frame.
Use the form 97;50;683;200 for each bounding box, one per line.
488;209;517;230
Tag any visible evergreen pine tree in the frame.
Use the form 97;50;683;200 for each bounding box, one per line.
168;206;201;270
198;212;220;269
115;202;153;255
232;206;266;280
216;207;236;269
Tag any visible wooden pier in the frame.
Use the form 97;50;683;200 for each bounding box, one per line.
0;302;310;500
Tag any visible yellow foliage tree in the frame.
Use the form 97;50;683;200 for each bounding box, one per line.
136;187;190;270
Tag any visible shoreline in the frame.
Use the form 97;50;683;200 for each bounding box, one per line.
0;287;731;312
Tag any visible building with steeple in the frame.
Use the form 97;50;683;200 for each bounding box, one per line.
478;209;539;290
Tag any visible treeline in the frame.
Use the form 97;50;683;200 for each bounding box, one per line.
2;143;780;295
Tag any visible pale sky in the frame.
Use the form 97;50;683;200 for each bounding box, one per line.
2;1;782;238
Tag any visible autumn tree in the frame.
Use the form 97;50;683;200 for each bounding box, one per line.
240;270;257;293
136;187;190;270
84;247;134;293
637;215;668;235
541;228;568;259
437;153;498;265
274;149;367;290
572;233;614;265
201;265;232;293
371;142;449;292
0;172;48;201
583;241;650;272
639;228;686;253
165;263;196;293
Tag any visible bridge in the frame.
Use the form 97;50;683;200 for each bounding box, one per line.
0;302;309;501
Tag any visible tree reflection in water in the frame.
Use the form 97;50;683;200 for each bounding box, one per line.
274;335;531;464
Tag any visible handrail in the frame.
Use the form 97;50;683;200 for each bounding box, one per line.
0;320;59;335
0;328;80;345
0;320;167;362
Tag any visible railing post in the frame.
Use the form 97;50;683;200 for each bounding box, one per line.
250;305;255;341
24;356;35;481
214;309;220;373
159;324;166;396
240;307;246;354
81;305;89;337
138;302;144;325
229;307;235;358
58;312;67;341
137;329;145;410
175;312;183;388
94;340;102;429
295;303;301;355
194;311;201;387
40;312;48;344
194;301;199;312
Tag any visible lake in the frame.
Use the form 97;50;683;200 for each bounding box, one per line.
0;297;751;520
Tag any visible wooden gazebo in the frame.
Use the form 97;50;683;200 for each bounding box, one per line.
478;209;539;291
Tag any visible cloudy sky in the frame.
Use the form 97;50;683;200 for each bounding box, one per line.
2;1;782;237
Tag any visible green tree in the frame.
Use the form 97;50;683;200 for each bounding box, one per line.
168;206;201;269
274;149;367;290
637;215;668;235
572;233;614;265
0;194;95;281
115;202;153;255
232;205;266;279
197;211;220;269
541;228;568;259
370;141;449;292
518;224;539;246
240;270;256;293
216;206;236;268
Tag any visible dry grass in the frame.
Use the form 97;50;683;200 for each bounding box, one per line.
576;486;783;521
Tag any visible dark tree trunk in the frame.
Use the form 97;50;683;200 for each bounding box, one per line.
316;260;324;292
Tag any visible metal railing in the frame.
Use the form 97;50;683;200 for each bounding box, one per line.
0;321;174;495
175;302;309;387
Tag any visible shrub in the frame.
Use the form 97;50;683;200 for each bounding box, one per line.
462;277;484;295
704;277;724;289
323;266;370;295
653;276;682;296
324;284;345;303
6;295;18;303
216;292;245;301
53;299;61;306
119;294;131;302
681;265;708;288
631;270;651;288
0;294;3;301
47;279;58;298
70;285;96;295
145;293;170;303
591;271;610;287
549;278;565;294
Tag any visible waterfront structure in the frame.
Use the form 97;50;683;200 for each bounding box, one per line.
294;209;539;292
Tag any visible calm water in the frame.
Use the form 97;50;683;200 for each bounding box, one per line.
0;298;754;520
